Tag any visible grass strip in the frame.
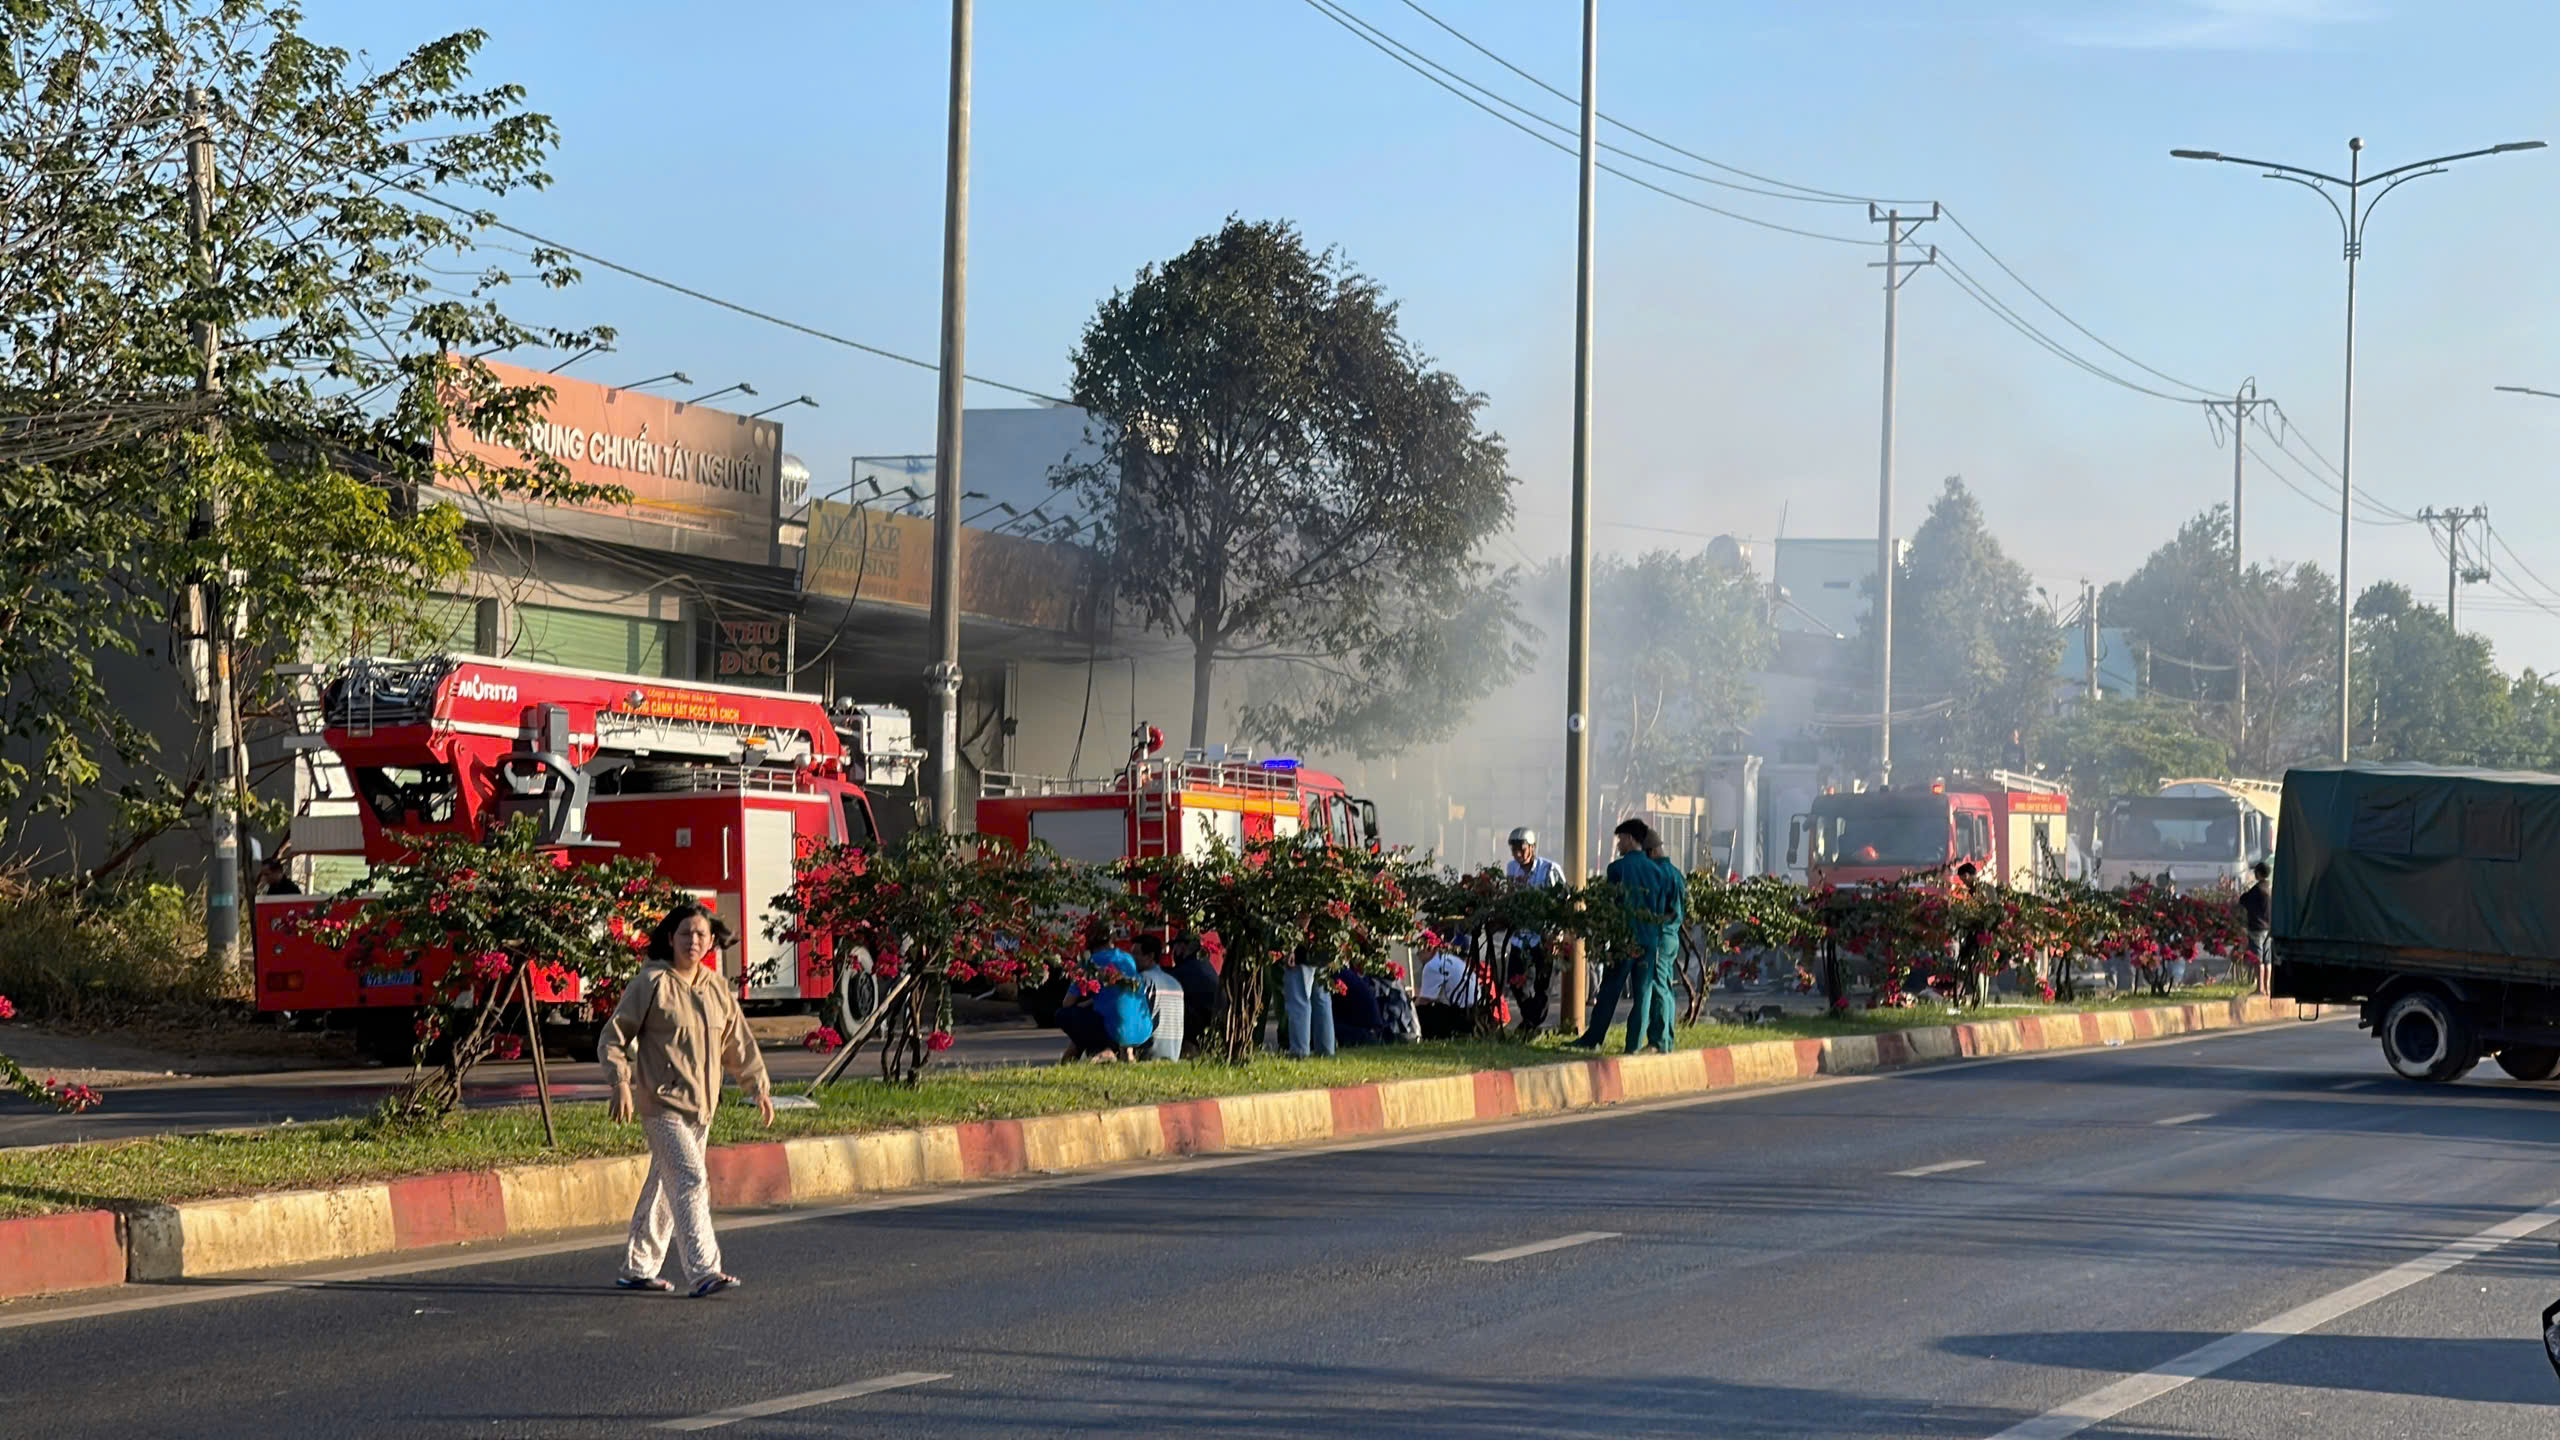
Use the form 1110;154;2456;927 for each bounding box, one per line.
0;985;2251;1221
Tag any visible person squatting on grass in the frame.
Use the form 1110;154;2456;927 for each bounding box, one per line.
599;904;773;1298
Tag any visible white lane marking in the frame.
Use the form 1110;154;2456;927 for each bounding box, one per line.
1466;1231;1620;1263
2154;1112;2213;1126
1892;1159;1986;1178
657;1371;949;1430
0;1014;2340;1333
1984;1194;2560;1440
2328;1079;2374;1092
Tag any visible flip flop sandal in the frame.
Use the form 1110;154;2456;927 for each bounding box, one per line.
615;1276;674;1292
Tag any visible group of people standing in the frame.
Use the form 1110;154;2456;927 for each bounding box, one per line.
1457;820;1687;1055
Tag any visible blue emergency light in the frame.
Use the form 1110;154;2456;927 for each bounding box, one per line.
1261;757;1300;772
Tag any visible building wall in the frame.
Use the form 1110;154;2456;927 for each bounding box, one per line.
1773;537;1895;640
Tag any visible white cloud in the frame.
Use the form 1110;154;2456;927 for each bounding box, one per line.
2042;0;2381;51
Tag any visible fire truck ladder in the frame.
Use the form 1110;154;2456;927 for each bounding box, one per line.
1132;762;1174;857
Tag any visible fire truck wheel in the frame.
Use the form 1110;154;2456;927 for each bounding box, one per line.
833;947;884;1036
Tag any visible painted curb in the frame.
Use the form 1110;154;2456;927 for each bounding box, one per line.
0;993;2300;1301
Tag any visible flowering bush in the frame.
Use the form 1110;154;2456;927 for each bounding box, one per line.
1409;865;1634;1037
2096;881;2250;996
301;816;692;1122
0;992;102;1112
1682;873;1822;1019
802;1025;844;1054
773;830;1103;1083
1116;839;1430;1060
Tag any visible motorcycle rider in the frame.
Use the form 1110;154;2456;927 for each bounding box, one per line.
1506;827;1566;1028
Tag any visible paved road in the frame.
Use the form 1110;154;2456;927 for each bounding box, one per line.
9;1018;2560;1437
0;1023;1067;1149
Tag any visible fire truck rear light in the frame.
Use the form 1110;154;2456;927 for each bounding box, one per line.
268;971;305;992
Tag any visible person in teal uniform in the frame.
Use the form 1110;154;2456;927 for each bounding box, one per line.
1606;817;1685;1055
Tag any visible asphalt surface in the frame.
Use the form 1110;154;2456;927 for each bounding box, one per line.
9;1018;2560;1437
0;1023;1067;1148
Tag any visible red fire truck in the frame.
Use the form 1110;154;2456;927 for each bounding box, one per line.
1798;770;2070;893
975;737;1379;864
254;655;920;1060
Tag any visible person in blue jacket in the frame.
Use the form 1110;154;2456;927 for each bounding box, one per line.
1606;818;1686;1055
1057;929;1154;1063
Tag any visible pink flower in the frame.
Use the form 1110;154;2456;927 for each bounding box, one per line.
802;1026;844;1054
0;994;15;1021
472;951;511;983
489;1034;525;1062
428;894;451;915
926;1030;955;1053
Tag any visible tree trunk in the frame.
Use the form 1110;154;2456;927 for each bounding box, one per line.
1189;636;1217;750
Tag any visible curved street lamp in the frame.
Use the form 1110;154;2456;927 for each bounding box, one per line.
615;371;691;392
749;395;820;419
685;381;758;406
2172;137;2545;761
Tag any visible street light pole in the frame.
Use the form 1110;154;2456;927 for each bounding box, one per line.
2171;136;2544;762
924;0;972;831
1560;0;1598;1029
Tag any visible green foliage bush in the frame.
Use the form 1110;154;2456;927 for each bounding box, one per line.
0;871;233;1025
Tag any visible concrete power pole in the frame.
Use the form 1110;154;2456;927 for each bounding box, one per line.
1868;203;1936;786
2199;381;2275;754
924;0;971;831
184;87;241;968
2417;506;2491;629
1560;0;1599;1029
2083;582;2099;704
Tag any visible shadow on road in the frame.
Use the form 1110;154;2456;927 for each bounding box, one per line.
1939;1330;2557;1408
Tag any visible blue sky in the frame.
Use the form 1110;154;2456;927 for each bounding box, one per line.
310;0;2560;670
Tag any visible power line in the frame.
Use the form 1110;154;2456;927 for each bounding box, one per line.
1938;207;2221;399
1307;0;1874;206
1296;0;1884;248
1386;0;1928;208
331;153;1071;404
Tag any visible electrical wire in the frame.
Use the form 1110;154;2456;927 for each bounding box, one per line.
1385;0;1928;207
1938;207;2221;399
1297;0;1884;248
1313;0;1873;206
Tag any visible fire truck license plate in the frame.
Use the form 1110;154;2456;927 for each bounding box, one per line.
361;970;418;988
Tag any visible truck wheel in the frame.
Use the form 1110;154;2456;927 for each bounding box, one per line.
2495;1045;2560;1082
2378;990;2482;1083
832;947;883;1037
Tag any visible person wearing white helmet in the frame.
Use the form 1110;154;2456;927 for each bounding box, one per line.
1505;827;1566;1027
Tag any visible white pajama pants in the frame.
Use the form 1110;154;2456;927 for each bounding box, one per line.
623;1112;721;1287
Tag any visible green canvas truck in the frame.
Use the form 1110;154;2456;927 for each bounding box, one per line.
2275;762;2560;1083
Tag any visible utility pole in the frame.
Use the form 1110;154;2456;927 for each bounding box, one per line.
2199;381;2275;755
2082;582;2099;704
2417;506;2491;628
923;0;971;831
1560;0;1599;1029
183;87;240;969
1868;203;1936;786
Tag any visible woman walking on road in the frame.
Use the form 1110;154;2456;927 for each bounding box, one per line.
600;903;773;1298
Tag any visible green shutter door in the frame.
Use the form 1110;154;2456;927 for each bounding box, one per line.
513;604;675;677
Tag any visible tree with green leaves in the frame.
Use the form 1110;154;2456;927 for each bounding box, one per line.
1850;478;2060;779
2351;582;2513;764
1;1;611;869
1593;548;1774;807
1057;218;1527;754
2045;695;2232;802
2101;506;2339;775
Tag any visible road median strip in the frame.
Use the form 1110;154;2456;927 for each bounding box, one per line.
0;992;2298;1302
